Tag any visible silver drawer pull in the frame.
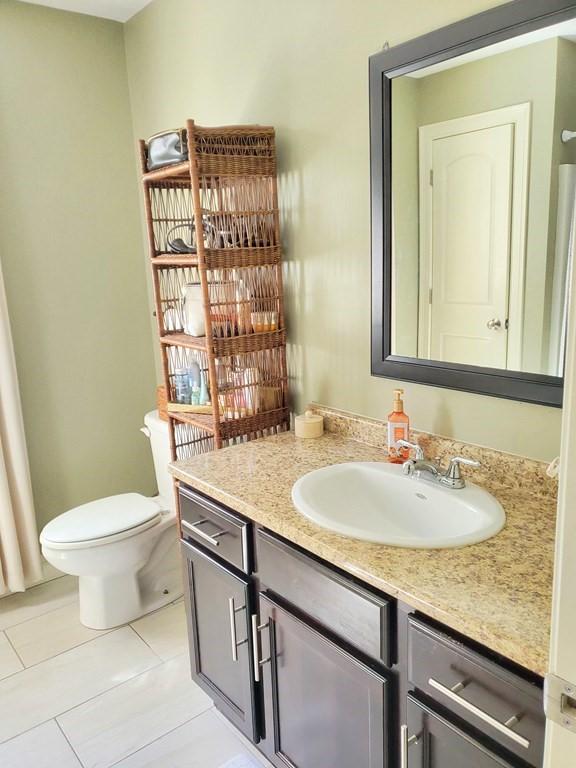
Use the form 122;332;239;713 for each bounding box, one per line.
251;614;271;683
400;725;419;768
428;677;530;749
228;598;247;662
181;518;227;547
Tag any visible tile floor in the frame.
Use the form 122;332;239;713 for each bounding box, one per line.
0;574;270;768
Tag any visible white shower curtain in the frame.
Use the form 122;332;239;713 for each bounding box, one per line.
0;261;42;594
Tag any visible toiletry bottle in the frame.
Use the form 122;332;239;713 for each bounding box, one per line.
387;389;410;464
187;357;201;406
235;278;252;335
199;371;209;406
174;368;192;404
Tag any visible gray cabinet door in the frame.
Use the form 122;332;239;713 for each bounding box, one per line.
407;695;518;768
258;592;390;768
181;540;257;741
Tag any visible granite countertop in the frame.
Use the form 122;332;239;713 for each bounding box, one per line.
170;428;556;676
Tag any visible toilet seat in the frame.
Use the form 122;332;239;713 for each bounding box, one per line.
40;493;164;549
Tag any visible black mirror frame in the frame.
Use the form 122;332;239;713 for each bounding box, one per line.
369;0;576;408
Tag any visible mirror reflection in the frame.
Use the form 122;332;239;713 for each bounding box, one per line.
391;20;576;376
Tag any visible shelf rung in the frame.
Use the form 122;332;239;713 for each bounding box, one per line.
220;408;290;440
151;254;200;267
212;329;286;356
151;248;280;270
160;333;207;351
169;411;216;433
168;407;290;440
142;162;191;183
160;330;286;355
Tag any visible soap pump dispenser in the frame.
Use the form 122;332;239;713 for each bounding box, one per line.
387;388;410;464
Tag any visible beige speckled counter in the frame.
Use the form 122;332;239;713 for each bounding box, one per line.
170;417;556;676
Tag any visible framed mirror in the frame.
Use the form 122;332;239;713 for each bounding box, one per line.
370;0;576;406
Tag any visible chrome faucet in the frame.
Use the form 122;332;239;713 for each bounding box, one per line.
396;440;480;489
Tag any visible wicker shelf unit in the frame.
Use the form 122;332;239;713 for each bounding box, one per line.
139;120;290;460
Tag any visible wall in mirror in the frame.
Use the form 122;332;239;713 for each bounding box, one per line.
391;23;576;377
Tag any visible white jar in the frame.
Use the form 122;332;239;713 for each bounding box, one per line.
182;283;205;337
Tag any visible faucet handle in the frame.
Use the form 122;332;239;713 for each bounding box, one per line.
396;439;424;461
445;456;480;486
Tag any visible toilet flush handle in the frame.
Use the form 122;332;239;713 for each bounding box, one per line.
140;426;151;439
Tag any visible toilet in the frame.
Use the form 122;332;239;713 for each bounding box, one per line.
40;411;182;630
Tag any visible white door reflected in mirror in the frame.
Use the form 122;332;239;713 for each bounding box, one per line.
423;119;514;369
390;25;576;377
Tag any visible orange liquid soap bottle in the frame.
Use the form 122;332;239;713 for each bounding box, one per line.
387;388;409;464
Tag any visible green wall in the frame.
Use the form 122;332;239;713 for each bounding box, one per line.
0;1;157;528
124;0;562;461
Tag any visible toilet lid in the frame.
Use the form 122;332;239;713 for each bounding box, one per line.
40;494;163;544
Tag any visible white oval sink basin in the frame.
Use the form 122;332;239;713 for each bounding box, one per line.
291;462;505;549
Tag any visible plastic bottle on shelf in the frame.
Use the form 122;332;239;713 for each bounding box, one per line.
236;278;252;335
199;371;210;406
174;369;191;404
187;357;201;406
190;383;201;406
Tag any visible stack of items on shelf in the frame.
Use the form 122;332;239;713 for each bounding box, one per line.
139;120;290;459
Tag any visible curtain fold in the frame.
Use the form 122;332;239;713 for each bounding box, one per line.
0;261;42;594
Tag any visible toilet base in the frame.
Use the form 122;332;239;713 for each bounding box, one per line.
78;529;183;630
78;572;182;629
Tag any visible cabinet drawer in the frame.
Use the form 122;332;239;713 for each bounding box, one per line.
256;528;392;666
179;485;251;574
408;616;544;767
406;694;519;767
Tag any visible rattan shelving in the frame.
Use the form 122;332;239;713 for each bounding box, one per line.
139;120;290;460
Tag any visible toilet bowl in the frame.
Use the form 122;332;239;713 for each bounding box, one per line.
40;411;183;630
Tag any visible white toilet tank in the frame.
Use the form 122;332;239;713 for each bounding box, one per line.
143;410;174;509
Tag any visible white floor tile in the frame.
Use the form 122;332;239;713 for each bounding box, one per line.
37;560;66;584
214;710;274;768
0;627;159;743
0;720;81;768
131;601;188;661
116;709;265;768
220;757;265;768
6;601;109;667
0;632;23;680
0;576;77;631
59;654;211;768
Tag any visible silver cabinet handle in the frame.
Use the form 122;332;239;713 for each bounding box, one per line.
228;598;247;662
400;725;418;768
251;613;271;683
181;518;227;547
428;677;530;749
251;614;260;681
487;318;502;330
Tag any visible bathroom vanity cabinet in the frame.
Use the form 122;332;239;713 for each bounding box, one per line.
179;484;545;768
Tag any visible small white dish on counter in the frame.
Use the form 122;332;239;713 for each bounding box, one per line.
291;461;505;549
